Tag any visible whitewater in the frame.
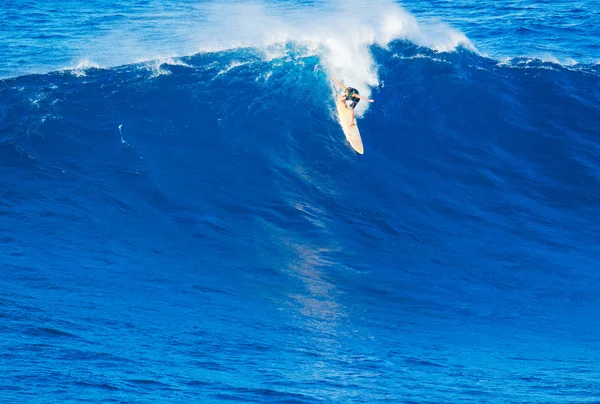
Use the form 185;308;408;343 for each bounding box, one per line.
1;0;600;402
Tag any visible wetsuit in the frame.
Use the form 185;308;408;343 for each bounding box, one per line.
344;87;360;109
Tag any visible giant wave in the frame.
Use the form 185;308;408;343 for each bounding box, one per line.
1;2;600;402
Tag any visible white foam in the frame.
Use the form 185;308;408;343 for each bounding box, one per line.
142;60;172;78
60;59;102;77
128;56;188;77
195;0;473;116
158;57;192;68
498;54;583;69
216;61;247;77
392;53;452;64
73;59;101;70
535;54;579;66
50;0;474;115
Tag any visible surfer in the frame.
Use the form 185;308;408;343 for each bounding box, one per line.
331;76;374;126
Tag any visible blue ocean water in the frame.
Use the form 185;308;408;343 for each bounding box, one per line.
1;0;600;402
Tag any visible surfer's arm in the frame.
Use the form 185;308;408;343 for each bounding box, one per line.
357;94;374;102
331;76;346;90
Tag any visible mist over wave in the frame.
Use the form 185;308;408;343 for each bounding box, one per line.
3;0;471;83
197;0;474;103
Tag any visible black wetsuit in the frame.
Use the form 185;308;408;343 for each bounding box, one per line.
344;87;360;109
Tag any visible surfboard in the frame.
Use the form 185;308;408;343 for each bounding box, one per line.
335;93;364;154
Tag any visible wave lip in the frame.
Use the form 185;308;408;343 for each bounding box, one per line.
0;0;475;85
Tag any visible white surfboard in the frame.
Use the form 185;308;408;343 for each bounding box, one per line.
335;93;364;154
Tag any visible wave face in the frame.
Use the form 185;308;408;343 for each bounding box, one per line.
2;1;600;402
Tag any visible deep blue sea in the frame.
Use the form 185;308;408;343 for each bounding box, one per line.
1;0;600;402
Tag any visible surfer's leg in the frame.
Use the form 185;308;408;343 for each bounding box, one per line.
349;99;359;126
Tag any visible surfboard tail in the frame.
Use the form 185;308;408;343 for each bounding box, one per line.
335;94;364;154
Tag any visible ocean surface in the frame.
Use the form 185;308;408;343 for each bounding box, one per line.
1;0;600;402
